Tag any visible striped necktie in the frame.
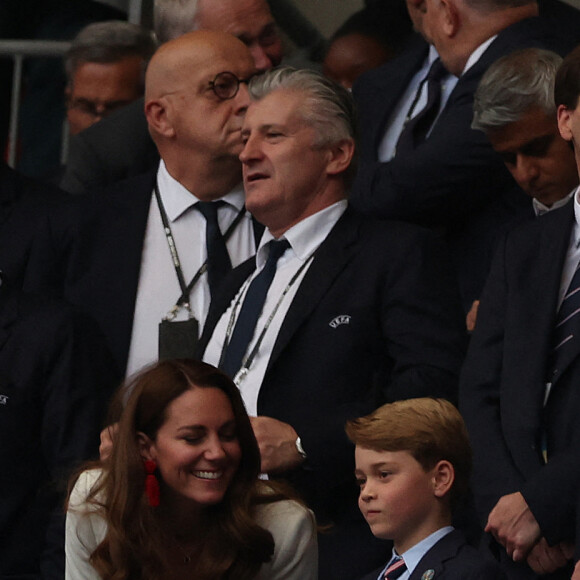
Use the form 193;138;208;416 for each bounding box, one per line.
384;556;407;579
547;259;580;382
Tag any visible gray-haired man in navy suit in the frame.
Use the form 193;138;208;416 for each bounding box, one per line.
199;66;467;580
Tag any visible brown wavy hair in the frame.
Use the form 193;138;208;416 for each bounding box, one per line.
70;359;286;579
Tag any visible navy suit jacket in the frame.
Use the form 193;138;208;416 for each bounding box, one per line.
460;201;580;566
0;283;117;579
359;530;506;580
351;16;576;308
199;207;467;578
24;171;155;380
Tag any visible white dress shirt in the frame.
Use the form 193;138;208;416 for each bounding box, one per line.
203;200;347;416
125;161;256;378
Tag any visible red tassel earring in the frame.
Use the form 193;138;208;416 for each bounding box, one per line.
144;460;160;507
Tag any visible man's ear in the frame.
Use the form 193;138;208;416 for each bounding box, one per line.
431;460;455;498
145;97;176;138
439;0;460;38
326;138;355;177
137;432;156;462
558;104;575;143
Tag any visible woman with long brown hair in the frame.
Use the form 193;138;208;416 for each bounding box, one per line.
65;359;317;579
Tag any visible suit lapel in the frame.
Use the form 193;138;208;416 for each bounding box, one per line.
265;208;360;372
408;530;463;580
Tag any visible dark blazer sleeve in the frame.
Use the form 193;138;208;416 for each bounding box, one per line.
351;72;517;229
259;216;466;515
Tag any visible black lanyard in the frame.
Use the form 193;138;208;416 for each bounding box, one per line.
154;180;246;317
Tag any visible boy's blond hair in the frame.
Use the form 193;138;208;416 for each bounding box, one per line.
346;398;472;506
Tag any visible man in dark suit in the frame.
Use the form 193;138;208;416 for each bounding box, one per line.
0;279;117;579
351;0;578;309
465;47;578;332
25;31;259;383
199;67;467;580
60;0;284;194
0;161;68;288
458;46;580;580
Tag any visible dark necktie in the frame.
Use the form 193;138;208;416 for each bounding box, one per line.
547;259;580;382
384;556;407;580
396;58;448;154
196;201;232;298
220;239;290;378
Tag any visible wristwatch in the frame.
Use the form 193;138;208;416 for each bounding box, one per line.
295;436;307;460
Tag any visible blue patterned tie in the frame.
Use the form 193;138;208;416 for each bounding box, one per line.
384;555;407;579
196;201;232;298
220;239;290;378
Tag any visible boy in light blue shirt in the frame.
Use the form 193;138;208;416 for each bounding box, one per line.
347;398;505;580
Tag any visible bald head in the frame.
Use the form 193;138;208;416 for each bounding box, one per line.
146;30;252;100
144;31;254;193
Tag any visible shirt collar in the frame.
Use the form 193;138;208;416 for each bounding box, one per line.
398;526;454;576
156;160;245;222
427;44;439;66
256;200;347;267
533;190;575;217
462;35;497;75
572;186;580;248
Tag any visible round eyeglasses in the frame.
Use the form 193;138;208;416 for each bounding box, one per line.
209;71;251;100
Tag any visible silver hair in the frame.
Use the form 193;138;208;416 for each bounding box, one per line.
153;0;200;44
472;47;562;132
248;66;357;148
65;20;157;86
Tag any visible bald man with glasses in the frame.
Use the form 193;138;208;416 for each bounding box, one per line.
25;31;263;385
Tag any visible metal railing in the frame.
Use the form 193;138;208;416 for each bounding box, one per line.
0;40;71;168
0;0;149;170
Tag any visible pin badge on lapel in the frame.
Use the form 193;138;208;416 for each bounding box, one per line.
421;570;435;580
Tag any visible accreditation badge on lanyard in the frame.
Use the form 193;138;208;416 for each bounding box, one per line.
159;315;199;360
154;180;245;361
